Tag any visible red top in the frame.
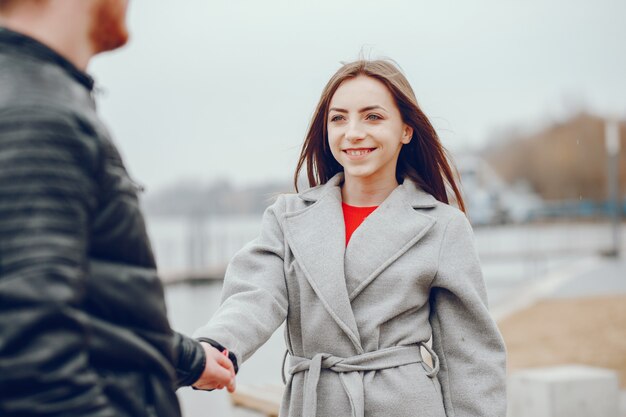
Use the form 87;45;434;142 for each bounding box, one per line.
342;202;378;246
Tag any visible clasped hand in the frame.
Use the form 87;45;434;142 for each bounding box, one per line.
192;342;236;392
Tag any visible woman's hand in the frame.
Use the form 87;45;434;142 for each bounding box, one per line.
192;342;236;392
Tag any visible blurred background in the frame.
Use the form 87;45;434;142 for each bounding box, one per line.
90;0;625;416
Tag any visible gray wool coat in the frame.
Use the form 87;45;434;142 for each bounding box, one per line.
194;173;507;417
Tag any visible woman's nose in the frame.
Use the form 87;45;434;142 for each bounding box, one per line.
345;121;365;143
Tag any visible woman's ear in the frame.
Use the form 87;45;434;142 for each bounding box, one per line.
402;125;413;144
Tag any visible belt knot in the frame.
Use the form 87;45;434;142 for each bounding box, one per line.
283;343;438;417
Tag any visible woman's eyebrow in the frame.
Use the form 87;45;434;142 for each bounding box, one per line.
329;105;387;113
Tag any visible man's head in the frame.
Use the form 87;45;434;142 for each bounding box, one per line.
0;0;130;68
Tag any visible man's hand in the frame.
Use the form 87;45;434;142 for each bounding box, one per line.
192;342;236;392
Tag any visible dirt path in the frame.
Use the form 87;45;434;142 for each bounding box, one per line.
498;295;626;387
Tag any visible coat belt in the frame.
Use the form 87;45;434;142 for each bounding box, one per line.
286;343;439;417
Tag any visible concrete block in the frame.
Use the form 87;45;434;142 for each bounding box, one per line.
508;365;620;417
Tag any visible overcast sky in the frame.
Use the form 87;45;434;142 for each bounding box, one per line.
89;0;626;192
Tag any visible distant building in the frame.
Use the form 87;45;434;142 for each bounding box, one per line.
454;153;543;225
484;113;626;203
482;113;626;219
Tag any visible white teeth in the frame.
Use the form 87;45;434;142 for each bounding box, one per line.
346;149;372;156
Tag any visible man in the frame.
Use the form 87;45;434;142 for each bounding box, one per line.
0;1;235;416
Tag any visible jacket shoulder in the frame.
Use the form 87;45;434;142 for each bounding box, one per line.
0;105;103;171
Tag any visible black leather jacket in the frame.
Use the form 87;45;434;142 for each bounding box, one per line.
0;28;205;416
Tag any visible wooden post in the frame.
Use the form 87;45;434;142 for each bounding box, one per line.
605;119;621;257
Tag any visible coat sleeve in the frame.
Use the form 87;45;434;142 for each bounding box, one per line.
0;110;115;416
428;211;507;417
193;195;289;366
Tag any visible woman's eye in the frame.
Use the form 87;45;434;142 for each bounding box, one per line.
366;114;382;121
330;115;344;122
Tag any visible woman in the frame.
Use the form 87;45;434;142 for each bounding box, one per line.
194;59;507;417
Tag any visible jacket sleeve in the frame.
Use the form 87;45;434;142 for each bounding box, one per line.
172;331;206;387
193;195;289;366
428;211;507;417
0;110;115;416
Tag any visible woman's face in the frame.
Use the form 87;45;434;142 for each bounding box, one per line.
327;75;412;185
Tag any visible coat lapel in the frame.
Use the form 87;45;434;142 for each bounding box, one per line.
283;174;364;353
344;180;437;300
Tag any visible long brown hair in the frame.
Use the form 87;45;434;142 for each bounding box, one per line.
294;59;465;212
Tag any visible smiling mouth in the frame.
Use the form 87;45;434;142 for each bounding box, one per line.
344;148;375;156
